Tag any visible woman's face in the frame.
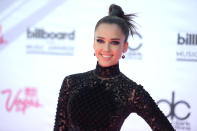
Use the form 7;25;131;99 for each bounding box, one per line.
94;23;128;67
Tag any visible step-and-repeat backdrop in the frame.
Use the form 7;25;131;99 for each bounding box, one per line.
0;0;196;130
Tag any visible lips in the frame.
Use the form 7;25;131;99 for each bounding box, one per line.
102;55;112;58
101;54;113;58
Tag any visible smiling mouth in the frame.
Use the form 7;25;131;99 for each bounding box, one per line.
101;55;113;58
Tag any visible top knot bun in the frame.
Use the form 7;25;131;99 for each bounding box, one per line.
108;4;136;37
109;4;124;17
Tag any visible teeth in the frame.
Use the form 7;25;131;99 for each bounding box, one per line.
102;55;112;58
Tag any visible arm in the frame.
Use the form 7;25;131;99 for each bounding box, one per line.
54;77;70;131
130;85;175;131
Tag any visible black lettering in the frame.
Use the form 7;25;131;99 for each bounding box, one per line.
174;100;190;120
157;92;190;120
27;28;33;38
178;33;185;45
49;32;56;39
194;34;197;45
27;28;75;40
41;29;47;38
176;51;184;56
178;33;197;45
192;34;195;45
157;99;171;118
68;30;75;40
187;33;190;45
56;33;65;39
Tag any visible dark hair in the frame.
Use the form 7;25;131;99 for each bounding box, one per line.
95;4;136;42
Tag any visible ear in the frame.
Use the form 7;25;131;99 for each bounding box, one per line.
123;42;128;53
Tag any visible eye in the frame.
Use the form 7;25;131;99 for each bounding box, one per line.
96;39;105;43
110;41;120;45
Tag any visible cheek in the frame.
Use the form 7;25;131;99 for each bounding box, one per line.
112;49;122;58
94;47;102;55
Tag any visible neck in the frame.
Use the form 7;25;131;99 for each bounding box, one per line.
95;62;120;78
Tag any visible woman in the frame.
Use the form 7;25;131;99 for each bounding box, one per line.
54;4;175;131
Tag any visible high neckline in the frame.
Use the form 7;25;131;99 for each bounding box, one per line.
95;62;120;78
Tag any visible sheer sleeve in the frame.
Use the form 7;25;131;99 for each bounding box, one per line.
129;85;175;131
54;77;70;131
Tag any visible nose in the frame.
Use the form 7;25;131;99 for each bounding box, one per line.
103;42;110;51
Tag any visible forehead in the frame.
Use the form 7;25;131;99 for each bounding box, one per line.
95;23;125;39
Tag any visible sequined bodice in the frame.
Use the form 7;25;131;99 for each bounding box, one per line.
54;63;175;131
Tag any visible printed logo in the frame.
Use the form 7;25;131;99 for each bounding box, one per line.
1;87;42;114
0;25;7;45
178;33;197;45
26;28;75;55
157;91;191;130
126;32;143;60
27;28;75;40
176;33;197;62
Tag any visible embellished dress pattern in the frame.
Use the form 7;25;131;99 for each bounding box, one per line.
54;63;175;131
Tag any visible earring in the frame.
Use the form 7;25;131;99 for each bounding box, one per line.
122;55;125;59
94;53;95;56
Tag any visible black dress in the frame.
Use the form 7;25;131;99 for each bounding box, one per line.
54;63;175;131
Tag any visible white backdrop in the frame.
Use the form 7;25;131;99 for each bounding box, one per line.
0;0;197;130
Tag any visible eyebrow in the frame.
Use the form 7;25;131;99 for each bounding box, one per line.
96;36;120;40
